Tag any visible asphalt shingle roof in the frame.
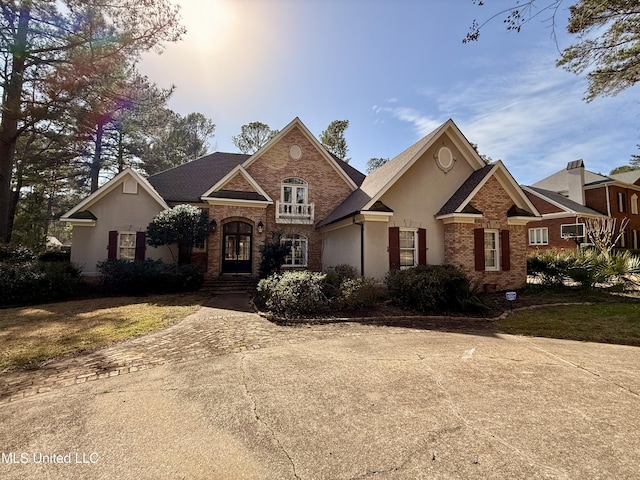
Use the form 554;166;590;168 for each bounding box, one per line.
148;152;250;203
524;186;606;216
148;150;366;204
436;164;493;216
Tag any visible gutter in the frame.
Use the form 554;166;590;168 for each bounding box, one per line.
353;217;365;277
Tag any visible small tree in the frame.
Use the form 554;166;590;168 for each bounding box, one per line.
258;231;292;278
585;217;630;257
146;205;209;264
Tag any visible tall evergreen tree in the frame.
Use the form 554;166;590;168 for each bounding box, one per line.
0;0;185;242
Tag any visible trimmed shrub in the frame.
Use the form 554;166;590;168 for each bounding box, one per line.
336;277;378;310
322;264;378;311
323;264;359;299
97;259;204;295
256;271;328;317
385;264;477;314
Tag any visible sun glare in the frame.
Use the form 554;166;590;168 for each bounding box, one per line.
179;0;238;49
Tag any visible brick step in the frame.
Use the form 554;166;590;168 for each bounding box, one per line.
201;276;259;293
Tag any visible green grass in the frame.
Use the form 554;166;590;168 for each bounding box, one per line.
0;293;206;371
497;302;640;346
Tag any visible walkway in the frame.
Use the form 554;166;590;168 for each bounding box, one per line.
0;294;394;404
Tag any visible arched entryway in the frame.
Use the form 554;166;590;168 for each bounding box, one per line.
222;221;253;274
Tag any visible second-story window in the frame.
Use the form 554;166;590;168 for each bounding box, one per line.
277;177;314;224
617;192;626;213
282;177;307;205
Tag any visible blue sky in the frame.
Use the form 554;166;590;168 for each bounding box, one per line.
139;0;639;186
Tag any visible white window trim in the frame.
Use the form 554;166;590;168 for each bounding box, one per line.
281;234;308;267
281;178;308;205
399;228;418;270
561;223;585;239
618;192;626;213
118;232;137;261
528;227;549;246
484;229;500;271
631;194;638;215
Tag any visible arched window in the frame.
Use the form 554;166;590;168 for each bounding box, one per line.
631;193;638;215
281;177;308;205
281;234;308;267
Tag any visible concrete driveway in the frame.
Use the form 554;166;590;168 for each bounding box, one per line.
1;303;639;479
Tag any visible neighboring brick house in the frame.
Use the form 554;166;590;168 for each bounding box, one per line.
63;117;540;290
525;161;640;251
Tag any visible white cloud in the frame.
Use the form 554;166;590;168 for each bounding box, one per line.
376;51;638;184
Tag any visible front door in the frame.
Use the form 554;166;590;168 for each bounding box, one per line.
222;221;252;274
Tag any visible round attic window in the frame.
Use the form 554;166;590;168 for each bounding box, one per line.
436;146;455;172
289;144;302;160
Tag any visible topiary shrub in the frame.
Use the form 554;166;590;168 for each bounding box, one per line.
256;271;328;318
97;259;203;295
385;264;475;314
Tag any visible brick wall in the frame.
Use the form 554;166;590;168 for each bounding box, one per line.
244;126;355;275
526;216;585;252
444;176;528;290
524;190;563;214
221;172;256;192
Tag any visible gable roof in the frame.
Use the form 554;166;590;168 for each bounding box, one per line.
436;165;493;216
360;119;486;203
609;169;640;185
148;152;250;203
523;186;607;217
201;165;273;203
532;162;610;192
318;119;505;227
242;117;360;191
436;161;540;218
62;168;168;221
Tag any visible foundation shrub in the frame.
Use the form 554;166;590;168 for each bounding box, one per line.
97;259;203;295
256;271;328;317
323;264;378;310
385;264;477;314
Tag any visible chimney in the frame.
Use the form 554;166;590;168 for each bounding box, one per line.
566;160;585;205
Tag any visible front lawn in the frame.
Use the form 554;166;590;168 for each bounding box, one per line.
0;293;206;372
497;302;640;346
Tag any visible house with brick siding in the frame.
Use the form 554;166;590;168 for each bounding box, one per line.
63;117;540;290
524;161;640;251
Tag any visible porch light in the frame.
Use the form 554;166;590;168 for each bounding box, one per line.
257;221;264;233
210;219;217;232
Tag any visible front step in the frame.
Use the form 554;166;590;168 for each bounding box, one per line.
202;276;259;294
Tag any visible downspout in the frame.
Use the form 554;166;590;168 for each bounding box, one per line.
605;184;612;217
353;216;364;277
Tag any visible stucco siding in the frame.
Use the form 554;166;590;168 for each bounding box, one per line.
70;179;172;275
371;134;476;269
322;223;362;275
363;221;391;280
